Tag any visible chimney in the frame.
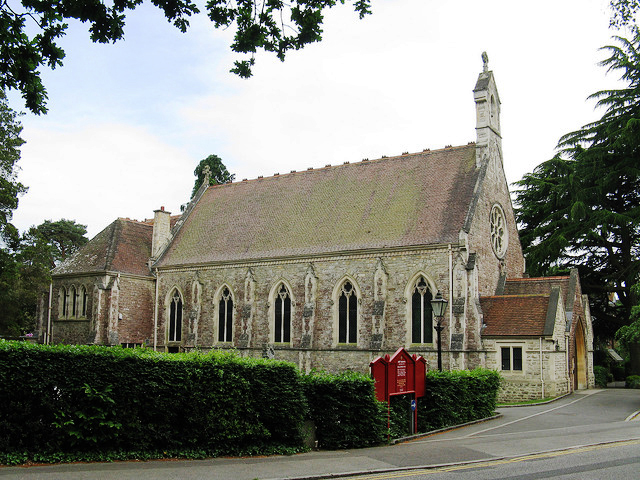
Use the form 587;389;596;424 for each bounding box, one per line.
151;206;171;258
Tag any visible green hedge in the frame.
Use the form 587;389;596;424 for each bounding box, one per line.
593;365;609;387
626;375;640;388
302;371;387;449
416;369;500;433
0;340;502;463
0;341;307;463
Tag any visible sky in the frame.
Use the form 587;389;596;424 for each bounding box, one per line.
8;0;630;239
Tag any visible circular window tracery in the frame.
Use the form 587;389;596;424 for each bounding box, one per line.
490;204;508;258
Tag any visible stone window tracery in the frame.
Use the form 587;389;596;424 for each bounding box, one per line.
411;276;433;344
338;281;357;344
218;287;233;342
168;290;183;343
274;284;291;343
59;286;68;318
490;203;508;258
80;286;88;317
69;285;77;317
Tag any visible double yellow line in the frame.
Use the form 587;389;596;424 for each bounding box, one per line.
342;439;640;479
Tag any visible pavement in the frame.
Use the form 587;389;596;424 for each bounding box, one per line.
1;389;639;480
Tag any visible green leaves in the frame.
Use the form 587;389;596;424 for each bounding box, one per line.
417;369;500;433
514;28;640;338
0;342;309;463
190;154;235;199
2;0;371;114
301;370;387;449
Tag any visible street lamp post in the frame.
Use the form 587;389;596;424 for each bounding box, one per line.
431;290;448;371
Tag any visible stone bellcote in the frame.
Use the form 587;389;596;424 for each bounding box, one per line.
151;206;171;258
473;52;502;166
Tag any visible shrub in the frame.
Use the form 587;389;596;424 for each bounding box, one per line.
416;369;500;433
301;371;387;449
0;340;307;462
625;375;640;389
593;365;609;387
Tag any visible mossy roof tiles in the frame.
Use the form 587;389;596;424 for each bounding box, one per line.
53;218;153;277
157;144;479;267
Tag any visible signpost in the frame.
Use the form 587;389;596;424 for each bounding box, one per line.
370;348;426;436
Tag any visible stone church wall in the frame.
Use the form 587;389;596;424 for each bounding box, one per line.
466;151;525;298
483;338;571;402
156;245;477;373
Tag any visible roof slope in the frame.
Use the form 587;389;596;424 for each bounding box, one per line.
158;144;479;267
480;295;551;336
53;219;153;277
503;276;570;297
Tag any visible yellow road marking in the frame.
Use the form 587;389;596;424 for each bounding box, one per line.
340;439;640;480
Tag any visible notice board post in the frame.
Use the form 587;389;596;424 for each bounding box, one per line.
370;348;426;437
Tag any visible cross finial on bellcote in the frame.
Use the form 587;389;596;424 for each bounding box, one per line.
482;51;489;73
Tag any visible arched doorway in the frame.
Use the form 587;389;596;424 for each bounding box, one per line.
574;319;588;390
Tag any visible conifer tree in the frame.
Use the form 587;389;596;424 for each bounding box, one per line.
514;28;640;338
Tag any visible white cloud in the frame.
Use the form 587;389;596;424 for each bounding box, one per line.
14;124;193;237
10;0;625;240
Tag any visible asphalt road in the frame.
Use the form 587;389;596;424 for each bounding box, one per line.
1;389;638;480
339;440;640;479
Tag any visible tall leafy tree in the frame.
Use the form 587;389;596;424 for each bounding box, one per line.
610;0;640;28
514;29;640;339
0;88;27;236
0;219;87;336
1;0;371;114
190;154;235;198
22;219;88;268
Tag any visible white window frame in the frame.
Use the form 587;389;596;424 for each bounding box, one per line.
499;344;524;373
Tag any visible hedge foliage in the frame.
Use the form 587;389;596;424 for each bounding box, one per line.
593;365;609;387
1;341;502;464
416;369;500;433
302;371;387;449
0;340;308;463
626;375;640;388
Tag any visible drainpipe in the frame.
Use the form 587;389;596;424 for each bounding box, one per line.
153;268;159;351
566;335;570;393
540;337;545;399
46;282;53;344
448;244;453;366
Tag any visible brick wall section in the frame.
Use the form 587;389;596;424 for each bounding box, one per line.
47;274;154;346
116;276;155;345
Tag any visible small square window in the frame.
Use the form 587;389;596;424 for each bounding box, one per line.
501;346;523;372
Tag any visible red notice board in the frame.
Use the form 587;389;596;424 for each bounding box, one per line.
370;348;426;402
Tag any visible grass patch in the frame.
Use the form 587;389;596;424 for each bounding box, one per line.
498;397;556;406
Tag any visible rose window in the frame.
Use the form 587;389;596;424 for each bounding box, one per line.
490;204;508;258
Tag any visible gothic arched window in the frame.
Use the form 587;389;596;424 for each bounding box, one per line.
338;281;357;344
274;284;291;343
218;287;233;342
69;285;77;317
59;286;68;318
80;286;88;317
168;290;183;342
411;276;433;344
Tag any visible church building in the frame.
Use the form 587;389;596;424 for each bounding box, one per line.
40;56;595;400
